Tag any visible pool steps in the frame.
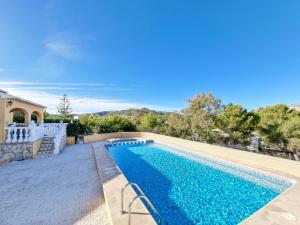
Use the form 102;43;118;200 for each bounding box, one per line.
105;139;154;148
121;182;161;225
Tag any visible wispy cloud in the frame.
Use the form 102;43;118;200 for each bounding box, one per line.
3;87;146;91
0;80;170;113
0;81;105;86
3;87;80;90
24;32;85;78
44;32;82;60
0;81;148;91
3;88;172;114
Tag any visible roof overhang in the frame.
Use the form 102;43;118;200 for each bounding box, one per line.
0;89;46;108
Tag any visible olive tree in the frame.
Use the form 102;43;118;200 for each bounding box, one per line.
256;104;300;159
183;93;222;143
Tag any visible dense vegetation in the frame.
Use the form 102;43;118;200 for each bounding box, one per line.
44;93;300;160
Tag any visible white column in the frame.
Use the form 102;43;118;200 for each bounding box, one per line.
6;127;12;143
28;121;37;142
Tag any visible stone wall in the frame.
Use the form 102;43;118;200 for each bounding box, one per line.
0;142;35;166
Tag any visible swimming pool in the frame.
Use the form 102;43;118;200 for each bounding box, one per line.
107;143;292;225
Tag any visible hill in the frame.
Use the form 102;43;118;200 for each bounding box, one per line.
95;108;170;117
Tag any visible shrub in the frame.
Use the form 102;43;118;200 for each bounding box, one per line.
67;122;80;137
97;116;136;133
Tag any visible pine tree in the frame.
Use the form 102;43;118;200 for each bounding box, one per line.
57;94;72;116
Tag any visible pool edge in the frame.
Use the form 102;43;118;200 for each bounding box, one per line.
92;143;157;225
91;131;300;225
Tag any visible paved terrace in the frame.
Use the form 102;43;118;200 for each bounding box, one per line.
0;144;110;225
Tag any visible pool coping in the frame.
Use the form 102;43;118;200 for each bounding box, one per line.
92;142;157;225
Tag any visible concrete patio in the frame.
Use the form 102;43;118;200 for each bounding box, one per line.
0;143;110;225
1;133;300;225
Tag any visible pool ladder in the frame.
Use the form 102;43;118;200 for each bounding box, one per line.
121;182;162;225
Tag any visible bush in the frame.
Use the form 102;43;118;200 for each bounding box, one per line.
44;114;82;136
44;115;73;123
97;116;136;133
79;115;101;133
67;122;80;136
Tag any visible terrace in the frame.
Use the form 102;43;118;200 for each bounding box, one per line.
0;91;300;225
0;132;300;225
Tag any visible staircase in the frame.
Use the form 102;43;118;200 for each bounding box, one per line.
36;137;55;157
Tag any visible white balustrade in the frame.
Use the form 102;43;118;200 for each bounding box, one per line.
53;123;67;154
5;122;67;145
43;123;63;137
6;127;30;143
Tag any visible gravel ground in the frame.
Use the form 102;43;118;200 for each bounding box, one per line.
0;143;110;225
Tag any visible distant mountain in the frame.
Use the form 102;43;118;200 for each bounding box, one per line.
96;111;114;116
290;104;300;112
95;108;170;117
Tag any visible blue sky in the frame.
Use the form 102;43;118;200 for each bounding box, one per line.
0;0;300;113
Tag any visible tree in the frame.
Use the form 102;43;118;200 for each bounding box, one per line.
139;113;160;132
80;115;101;133
165;113;191;138
217;104;259;145
183;93;222;143
130;109;145;126
190;111;217;143
281;115;300;160
31;113;37;122
184;93;222;116
57;94;72;116
97;116;136;133
44;111;50;118
256;104;300;154
13;112;25;123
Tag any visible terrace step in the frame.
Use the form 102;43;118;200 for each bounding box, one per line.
36;137;55;157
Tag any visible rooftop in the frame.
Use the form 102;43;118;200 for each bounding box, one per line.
0;89;46;108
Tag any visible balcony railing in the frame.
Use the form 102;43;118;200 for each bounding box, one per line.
5;121;67;144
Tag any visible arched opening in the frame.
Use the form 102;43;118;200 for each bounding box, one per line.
31;111;43;123
13;111;25;123
31;112;38;123
9;108;30;125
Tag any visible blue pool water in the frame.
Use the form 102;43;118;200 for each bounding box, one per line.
108;143;291;225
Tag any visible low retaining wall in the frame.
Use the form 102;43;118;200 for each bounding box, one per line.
67;136;75;145
66;132;141;145
32;139;43;156
84;133;123;143
0;139;42;166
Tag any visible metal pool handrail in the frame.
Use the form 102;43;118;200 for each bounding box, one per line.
121;182;146;213
129;195;161;225
121;182;161;225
